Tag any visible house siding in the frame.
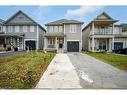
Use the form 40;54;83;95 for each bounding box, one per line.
64;24;82;51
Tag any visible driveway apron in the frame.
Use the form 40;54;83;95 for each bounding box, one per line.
67;53;127;89
36;54;82;89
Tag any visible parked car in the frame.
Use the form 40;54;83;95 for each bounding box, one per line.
114;48;127;55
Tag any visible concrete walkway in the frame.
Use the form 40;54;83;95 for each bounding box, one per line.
36;54;82;89
68;53;127;89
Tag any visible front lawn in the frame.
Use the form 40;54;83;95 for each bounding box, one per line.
0;51;55;89
83;52;127;72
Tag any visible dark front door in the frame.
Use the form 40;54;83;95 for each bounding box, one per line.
114;42;123;50
25;40;36;50
67;41;79;52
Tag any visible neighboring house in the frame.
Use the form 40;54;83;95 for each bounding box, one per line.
0;10;46;50
44;19;83;52
82;12;127;52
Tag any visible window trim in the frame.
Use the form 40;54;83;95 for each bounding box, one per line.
15;26;20;32
23;26;27;32
30;26;35;32
70;24;77;33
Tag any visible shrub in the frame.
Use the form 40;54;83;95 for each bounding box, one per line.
14;47;18;52
6;47;11;51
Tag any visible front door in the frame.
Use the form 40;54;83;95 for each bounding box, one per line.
99;39;106;50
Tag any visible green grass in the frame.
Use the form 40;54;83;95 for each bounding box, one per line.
0;51;55;89
83;51;127;72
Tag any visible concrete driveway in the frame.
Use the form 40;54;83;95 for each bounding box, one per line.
67;53;127;89
36;54;82;89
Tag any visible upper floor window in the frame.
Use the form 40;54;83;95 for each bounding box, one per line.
23;26;27;32
49;26;53;32
3;26;6;32
54;26;58;32
30;26;35;32
70;24;77;33
59;26;63;32
15;26;20;32
8;26;13;33
0;26;2;32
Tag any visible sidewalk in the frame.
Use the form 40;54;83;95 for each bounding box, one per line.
36;54;82;89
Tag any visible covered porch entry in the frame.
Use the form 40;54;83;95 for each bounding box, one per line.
0;34;24;50
89;37;113;52
44;33;66;52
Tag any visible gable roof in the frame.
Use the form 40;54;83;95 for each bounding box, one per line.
0;19;5;24
94;12;114;21
4;10;46;32
45;19;84;25
82;12;118;31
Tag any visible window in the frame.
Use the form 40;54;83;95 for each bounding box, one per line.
99;40;106;50
23;26;27;32
3;26;6;32
30;26;34;32
54;26;58;32
8;26;13;33
48;38;55;45
59;26;63;32
0;26;2;31
49;26;53;32
15;26;20;32
70;24;77;33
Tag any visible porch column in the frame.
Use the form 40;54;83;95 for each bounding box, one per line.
64;36;66;50
112;24;114;51
11;37;13;45
92;22;95;52
55;37;57;49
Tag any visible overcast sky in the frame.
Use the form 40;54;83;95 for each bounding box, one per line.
0;6;127;28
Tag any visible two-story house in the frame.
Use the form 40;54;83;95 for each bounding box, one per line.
0;10;46;50
44;19;83;52
113;24;127;50
82;12;127;52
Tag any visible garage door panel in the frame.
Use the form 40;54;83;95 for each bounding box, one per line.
25;40;36;50
67;41;79;52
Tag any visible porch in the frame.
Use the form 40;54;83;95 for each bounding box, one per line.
89;38;113;52
0;34;24;50
44;36;66;52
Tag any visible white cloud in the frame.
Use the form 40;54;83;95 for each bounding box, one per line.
66;6;103;17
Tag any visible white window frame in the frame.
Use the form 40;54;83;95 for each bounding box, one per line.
49;26;53;32
8;26;13;33
3;26;6;33
59;26;63;32
30;26;35;32
15;26;20;32
70;24;77;33
54;26;58;32
23;26;27;32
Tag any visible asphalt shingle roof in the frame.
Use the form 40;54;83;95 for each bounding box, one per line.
45;19;83;25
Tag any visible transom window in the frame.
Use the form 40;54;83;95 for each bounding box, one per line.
70;24;77;33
